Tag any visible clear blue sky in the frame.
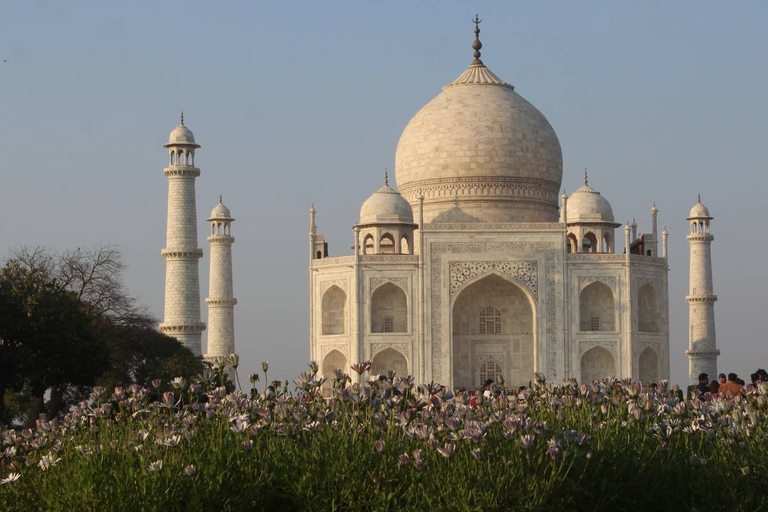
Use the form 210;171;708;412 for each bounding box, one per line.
1;1;766;386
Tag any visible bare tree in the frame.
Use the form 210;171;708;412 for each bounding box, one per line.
10;245;148;325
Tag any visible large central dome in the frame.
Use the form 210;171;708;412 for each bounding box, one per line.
394;25;563;223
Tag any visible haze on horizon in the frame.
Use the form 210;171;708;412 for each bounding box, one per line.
1;1;766;387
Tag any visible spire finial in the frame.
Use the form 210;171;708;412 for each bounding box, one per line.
472;14;483;63
384;168;389;187
584;167;588;186
219;194;223;204
698;193;701;203
180;111;185;126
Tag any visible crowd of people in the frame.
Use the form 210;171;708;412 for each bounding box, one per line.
694;368;768;398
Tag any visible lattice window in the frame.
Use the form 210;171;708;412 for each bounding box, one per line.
590;317;600;331
479;360;502;384
383;317;394;333
479;306;502;334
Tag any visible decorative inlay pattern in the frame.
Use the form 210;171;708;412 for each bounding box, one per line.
319;344;348;361
579;340;618;360
370;277;410;292
360;255;419;263
400;176;559;203
370;343;410;360
578;276;617;292
164;168;201;178
424;222;565;231
320;279;348;295
312;256;356;268
450;261;537;300
429;242;559;383
636;276;661;290
568;254;667;265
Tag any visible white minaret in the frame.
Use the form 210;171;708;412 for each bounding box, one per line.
159;113;205;355
685;195;719;384
205;197;237;360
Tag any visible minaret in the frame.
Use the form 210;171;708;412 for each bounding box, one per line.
205;197;237;361
685;195;719;384
160;113;205;355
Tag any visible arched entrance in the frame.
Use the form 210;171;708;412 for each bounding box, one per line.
451;273;535;389
639;347;659;384
371;348;408;377
580;346;615;383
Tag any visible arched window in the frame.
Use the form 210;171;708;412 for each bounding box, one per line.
371;348;408;377
567;233;578;254
400;235;410;255
371;283;407;333
580;346;616;383
638;284;659;333
170;151;175;165
379;233;395;254
582;232;598;253
580;281;615;331
603;233;612;253
479;359;503;385
639;348;659;384
363;234;374;255
321;349;347;395
479;306;502;334
321;285;346;335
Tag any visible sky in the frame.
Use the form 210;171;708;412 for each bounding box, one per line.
1;1;766;387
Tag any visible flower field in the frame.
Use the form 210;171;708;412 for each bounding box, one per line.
2;361;767;511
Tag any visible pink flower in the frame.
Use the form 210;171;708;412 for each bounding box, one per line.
374;440;385;453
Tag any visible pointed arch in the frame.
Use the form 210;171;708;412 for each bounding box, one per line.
639;347;659;384
371;347;408;377
371;282;408;333
321;285;346;335
379;233;395;254
363;234;375;255
580;281;615;331
638;283;659;333
567;233;578;253
580;346;615;383
582;232;598;253
452;272;536;389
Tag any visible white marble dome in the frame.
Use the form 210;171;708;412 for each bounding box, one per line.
209;200;232;220
165;123;199;147
394;57;563;223
359;180;414;225
567;182;615;224
687;199;712;219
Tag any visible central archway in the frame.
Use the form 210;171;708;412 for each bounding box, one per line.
451;273;535;389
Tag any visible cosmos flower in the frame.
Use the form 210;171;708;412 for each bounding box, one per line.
148;460;163;472
0;473;20;485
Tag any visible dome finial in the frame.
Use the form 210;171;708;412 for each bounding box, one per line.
584;168;589;186
384;168;389;187
698;193;701;203
472;14;483;63
180;110;185;126
219;194;223;204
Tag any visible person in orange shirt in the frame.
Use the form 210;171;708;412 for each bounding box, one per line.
718;373;742;396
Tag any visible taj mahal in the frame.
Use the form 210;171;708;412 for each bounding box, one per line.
158;20;719;387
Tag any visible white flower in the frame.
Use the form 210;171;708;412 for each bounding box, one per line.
37;454;60;471
1;473;21;485
148;460;163;472
183;465;196;476
163;435;182;447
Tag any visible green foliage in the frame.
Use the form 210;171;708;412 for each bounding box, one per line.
1;368;767;511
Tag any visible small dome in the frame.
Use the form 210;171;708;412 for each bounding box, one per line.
164;114;200;148
359;177;414;225
566;177;616;224
208;198;233;221
687;198;712;219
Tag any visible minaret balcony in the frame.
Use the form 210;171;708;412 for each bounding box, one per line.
685;294;717;303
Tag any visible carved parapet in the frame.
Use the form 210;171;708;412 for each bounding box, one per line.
686;295;718;303
159;322;206;334
205;298;238;307
161;248;203;260
207;235;235;244
164;167;201;178
312;256;356;268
